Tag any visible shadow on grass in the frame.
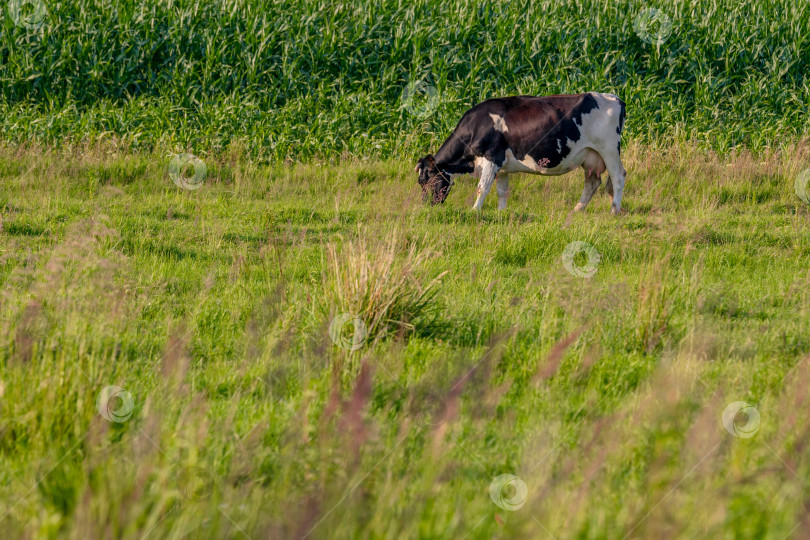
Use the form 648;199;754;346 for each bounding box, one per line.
3;221;49;237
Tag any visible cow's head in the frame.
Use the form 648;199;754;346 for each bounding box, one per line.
415;154;453;204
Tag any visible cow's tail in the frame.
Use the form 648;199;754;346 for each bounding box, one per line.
617;97;626;155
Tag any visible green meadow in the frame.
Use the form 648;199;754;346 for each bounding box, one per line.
2;143;810;538
1;0;810;538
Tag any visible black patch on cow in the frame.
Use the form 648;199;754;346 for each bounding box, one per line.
616;98;626;154
429;119;478;175
504;94;600;169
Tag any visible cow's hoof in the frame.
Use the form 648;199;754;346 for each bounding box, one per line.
610;207;625;215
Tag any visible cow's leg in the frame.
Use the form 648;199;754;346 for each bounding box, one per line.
472;159;499;211
606;173;614;206
574;172;601;212
601;153;627;215
496;172;509;210
573;149;605;211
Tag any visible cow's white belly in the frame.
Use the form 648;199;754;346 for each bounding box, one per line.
500;147;589;176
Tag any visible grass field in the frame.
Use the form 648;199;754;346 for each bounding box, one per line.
2;0;810;538
2;142;810;538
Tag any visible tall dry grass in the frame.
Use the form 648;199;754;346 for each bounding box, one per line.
322;229;447;344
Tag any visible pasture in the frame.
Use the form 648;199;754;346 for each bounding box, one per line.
2;143;810;538
1;0;810;538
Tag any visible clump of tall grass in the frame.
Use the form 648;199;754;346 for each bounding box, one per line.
322;229;446;345
636;251;677;353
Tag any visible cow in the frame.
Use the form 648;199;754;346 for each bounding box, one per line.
414;92;627;214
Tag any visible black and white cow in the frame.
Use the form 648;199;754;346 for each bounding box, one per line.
415;92;627;214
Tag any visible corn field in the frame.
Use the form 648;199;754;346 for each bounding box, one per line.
0;0;807;158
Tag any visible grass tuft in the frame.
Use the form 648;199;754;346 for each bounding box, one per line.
323;229;447;344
